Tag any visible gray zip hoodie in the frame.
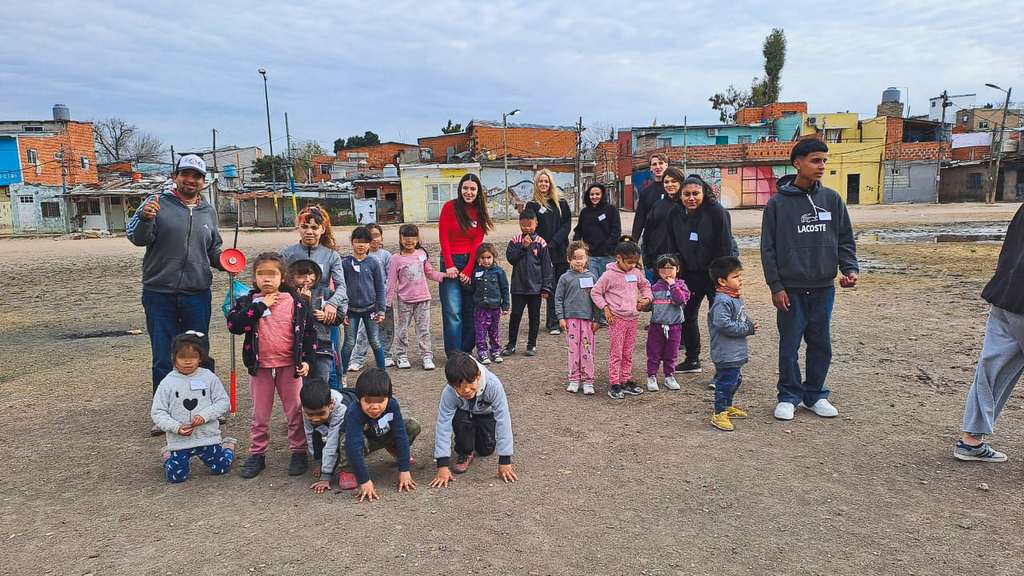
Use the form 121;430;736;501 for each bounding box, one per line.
707;293;756;369
434;362;514;468
554;268;601;321
127;190;223;294
760;175;858;294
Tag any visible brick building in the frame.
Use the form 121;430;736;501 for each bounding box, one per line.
336;142;416;171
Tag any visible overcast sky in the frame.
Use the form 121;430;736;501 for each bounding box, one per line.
3;0;1022;157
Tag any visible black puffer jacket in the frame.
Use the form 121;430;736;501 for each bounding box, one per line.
668;200;734;275
573;184;620;257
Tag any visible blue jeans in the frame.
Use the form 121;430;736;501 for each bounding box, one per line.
713;366;743;413
439;254;476;357
341;311;385;372
329;326;340;388
776;286;835;406
588;256;615;281
142;288;212;394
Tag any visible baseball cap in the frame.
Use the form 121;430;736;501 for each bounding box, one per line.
176;154;207;175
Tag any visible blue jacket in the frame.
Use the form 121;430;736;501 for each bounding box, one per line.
344;397;412;485
342;255;386;314
471;264;510;310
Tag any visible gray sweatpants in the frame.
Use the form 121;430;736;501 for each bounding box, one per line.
961;306;1024;437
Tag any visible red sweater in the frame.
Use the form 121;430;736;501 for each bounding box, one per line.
439;200;485;276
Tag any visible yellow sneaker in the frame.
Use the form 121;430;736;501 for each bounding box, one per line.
711;411;734;431
726;405;748;419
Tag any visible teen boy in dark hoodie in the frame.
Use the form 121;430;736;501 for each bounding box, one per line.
761;139;858;422
631;153;669;284
573;183;621;280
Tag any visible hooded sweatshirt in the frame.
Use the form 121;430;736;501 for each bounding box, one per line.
668;199;735;276
281;243;349;312
554;268;602;321
981;202;1024;314
433;362;514;468
591;262;653;320
760;175;858;294
631;180;666;240
642;195;682;268
573;187;620;257
649;278;690;325
151;367;230;452
127;190;223;294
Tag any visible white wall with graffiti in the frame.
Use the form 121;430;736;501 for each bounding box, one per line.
480;167;578;221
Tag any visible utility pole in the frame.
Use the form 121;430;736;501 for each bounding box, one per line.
60;143;70;231
211;128;218;209
988;86;1012;204
935;91;949;203
575;116;583;211
682;116;688;173
285;112;296;215
170;145;175;172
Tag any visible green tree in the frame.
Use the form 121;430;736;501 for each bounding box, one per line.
290;141;328;182
710;28;787;121
333;138;345;153
441;120;462;134
252;154;289;182
709;85;755;123
336;131;382;150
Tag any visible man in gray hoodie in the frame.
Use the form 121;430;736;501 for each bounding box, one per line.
128;155;223;434
761;139;858;421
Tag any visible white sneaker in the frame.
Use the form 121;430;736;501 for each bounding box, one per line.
774;402;796;420
422;357;435;371
582;382;595;395
385;358;395;368
566;381;580;393
348;362;361;372
663;375;680;390
340;374;348;387
808;398;839;418
396;357;412;369
646;376;659;391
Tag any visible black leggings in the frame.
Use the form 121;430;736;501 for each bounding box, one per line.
681;272;716;360
508;294;542;348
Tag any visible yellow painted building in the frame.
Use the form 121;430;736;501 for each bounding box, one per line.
399;163;481;222
800;114;888;205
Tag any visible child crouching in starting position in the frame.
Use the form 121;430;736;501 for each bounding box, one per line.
430;351;517;486
344;368;421;502
151;333;235;483
591;236;653;399
554;240;602;394
300;381;359;493
707;256;759;431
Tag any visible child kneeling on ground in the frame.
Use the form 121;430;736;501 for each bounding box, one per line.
344;368;420;502
430;351;518;487
151;333;235;483
707;256;759;431
300;381;359;493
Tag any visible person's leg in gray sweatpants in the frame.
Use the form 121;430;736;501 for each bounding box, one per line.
961;306;1024;439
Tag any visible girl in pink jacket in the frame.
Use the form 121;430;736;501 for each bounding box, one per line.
387;224;445;370
591;236;653;399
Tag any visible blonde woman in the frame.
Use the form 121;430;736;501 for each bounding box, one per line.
524;169;572;334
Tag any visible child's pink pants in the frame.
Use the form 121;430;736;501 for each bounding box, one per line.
249;366;307;455
564;318;596;384
608;317;639;387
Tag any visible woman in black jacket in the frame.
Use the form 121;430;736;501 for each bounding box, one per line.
641;167;686;282
573;183;620;280
525;169;572;335
668;174;735;374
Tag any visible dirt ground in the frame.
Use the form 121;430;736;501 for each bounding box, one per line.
1;203;1022;576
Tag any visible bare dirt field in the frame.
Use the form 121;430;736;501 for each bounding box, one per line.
1;203;1022;575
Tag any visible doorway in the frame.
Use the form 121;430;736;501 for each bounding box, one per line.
846;174;860;205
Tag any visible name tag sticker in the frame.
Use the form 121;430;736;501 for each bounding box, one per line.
579;277;595;288
418;254;427;262
352;264;361;272
475;271;484;278
598;214;606;221
539;207;547;214
689;232;699;241
819;211;832;221
316;425;330;436
470;220;478;228
625;274;638;282
190;380;207;390
660;194;665;200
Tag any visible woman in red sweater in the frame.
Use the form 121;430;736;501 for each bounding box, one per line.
438;173;494;356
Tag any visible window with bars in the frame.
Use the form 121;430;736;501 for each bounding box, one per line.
76;199;101;215
41;202;61;218
26;149;38;164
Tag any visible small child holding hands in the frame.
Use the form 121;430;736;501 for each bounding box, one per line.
300;381;359;493
591;236;653;399
707;256;759;431
344;369;421;502
471;243;511;364
151;333;235;483
554;240;602;394
646;254;690;392
386;223;445;370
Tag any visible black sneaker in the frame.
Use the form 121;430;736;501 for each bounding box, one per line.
525;346;537;356
240;455;266;478
607;385;625;400
676;358;703;373
288;452;308;476
622;380;644;395
501;345;517;357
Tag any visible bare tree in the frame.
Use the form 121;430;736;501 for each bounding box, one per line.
129;131;165;163
93;117;136;163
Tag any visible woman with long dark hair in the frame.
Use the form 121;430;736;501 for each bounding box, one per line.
438;173;494;356
668;174;735;375
525;169;572;335
573;182;620;281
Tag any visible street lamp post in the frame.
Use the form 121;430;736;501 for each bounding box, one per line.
503;108;520;219
985;83;1012;205
258;68;280;228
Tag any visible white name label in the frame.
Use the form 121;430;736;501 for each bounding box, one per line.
539;207;547;214
579;277;594;288
470;220;478;228
352;264;361;272
598;214;606;221
818;211;832;221
418;254;427;262
475;271;484;278
190;380;208;390
689;232;698;241
625;274;637;282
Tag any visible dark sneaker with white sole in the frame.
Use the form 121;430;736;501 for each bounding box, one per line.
954;440;1007;462
676;358;702;373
